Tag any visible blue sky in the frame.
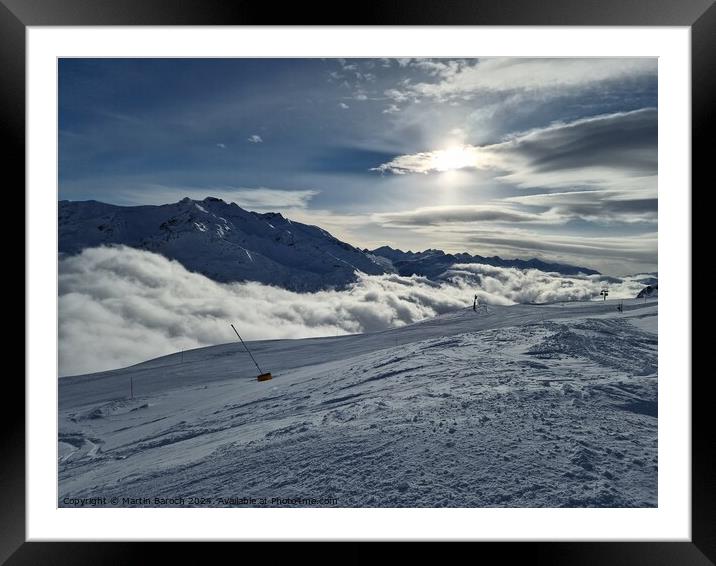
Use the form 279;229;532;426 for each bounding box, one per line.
59;58;658;274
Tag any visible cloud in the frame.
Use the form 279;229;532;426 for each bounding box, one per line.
339;102;350;109
374;205;550;226
58;246;654;376
115;186;319;210
462;228;657;267
373;108;656;187
223;188;319;210
382;104;401;114
389;58;657;103
506;190;657;224
384;89;410;102
216;143;226;149
373;193;656;228
247;134;263;143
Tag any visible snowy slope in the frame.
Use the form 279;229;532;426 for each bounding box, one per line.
369;246;600;278
59;298;657;507
59;198;386;291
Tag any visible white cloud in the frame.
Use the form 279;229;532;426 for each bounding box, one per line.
384;88;410;102
222;188;319;210
382;104;401;114
118;185;319;211
506;190;657;224
391;58;656;103
247;134;263;143
460;228;658;271
372;109;657;195
58;246;653;376
216;143;226;149
373;205;552;226
339;102;350;109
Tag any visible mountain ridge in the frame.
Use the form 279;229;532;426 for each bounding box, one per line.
367;245;600;277
59;197;601;291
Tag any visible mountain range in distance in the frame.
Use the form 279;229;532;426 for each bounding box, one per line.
59;196;600;292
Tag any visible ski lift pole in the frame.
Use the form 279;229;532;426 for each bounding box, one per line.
231;324;272;381
231;324;263;374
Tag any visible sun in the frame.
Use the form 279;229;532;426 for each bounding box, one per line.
430;146;476;172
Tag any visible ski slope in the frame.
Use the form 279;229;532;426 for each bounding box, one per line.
59;298;658;507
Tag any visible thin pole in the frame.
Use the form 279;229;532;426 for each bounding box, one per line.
130;376;133;400
231;324;264;374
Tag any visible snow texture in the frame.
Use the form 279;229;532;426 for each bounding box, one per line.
59;298;657;508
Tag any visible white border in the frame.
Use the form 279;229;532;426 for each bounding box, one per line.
27;26;691;541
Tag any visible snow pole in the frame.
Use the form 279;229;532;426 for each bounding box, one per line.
130;376;133;400
231;324;272;381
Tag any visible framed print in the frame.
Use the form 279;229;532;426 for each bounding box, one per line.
7;0;710;563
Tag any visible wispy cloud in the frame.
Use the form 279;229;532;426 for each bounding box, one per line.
247;134;263;143
339;102;350;109
374;205;551;226
372;108;657;193
462;228;657;267
112;185;319;210
226;188;319;209
386;58;657;103
506;190;657;224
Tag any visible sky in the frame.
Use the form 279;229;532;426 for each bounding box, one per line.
59;58;658;275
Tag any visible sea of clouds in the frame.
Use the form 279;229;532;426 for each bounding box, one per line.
59;246;653;376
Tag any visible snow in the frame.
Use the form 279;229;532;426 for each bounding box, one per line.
59;298;657;507
58;198;387;292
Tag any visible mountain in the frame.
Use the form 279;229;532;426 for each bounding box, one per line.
59;298;657;507
368;246;600;278
59;197;600;291
59;197;386;291
636;284;658;299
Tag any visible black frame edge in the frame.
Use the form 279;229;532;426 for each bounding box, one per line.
691;1;716;561
8;0;712;564
0;1;26;565
0;0;714;26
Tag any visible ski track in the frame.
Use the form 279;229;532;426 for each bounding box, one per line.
59;299;657;508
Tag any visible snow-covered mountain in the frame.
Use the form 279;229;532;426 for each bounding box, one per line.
59;198;386;291
59;198;600;292
59;298;657;507
369;246;600;278
636;284;658;299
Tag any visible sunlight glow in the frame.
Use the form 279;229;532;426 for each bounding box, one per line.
430;146;477;172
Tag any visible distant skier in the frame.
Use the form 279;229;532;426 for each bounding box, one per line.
616;301;623;313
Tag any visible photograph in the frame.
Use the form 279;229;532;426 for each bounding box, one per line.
56;56;659;509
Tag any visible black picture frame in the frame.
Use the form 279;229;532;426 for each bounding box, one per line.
5;0;709;563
